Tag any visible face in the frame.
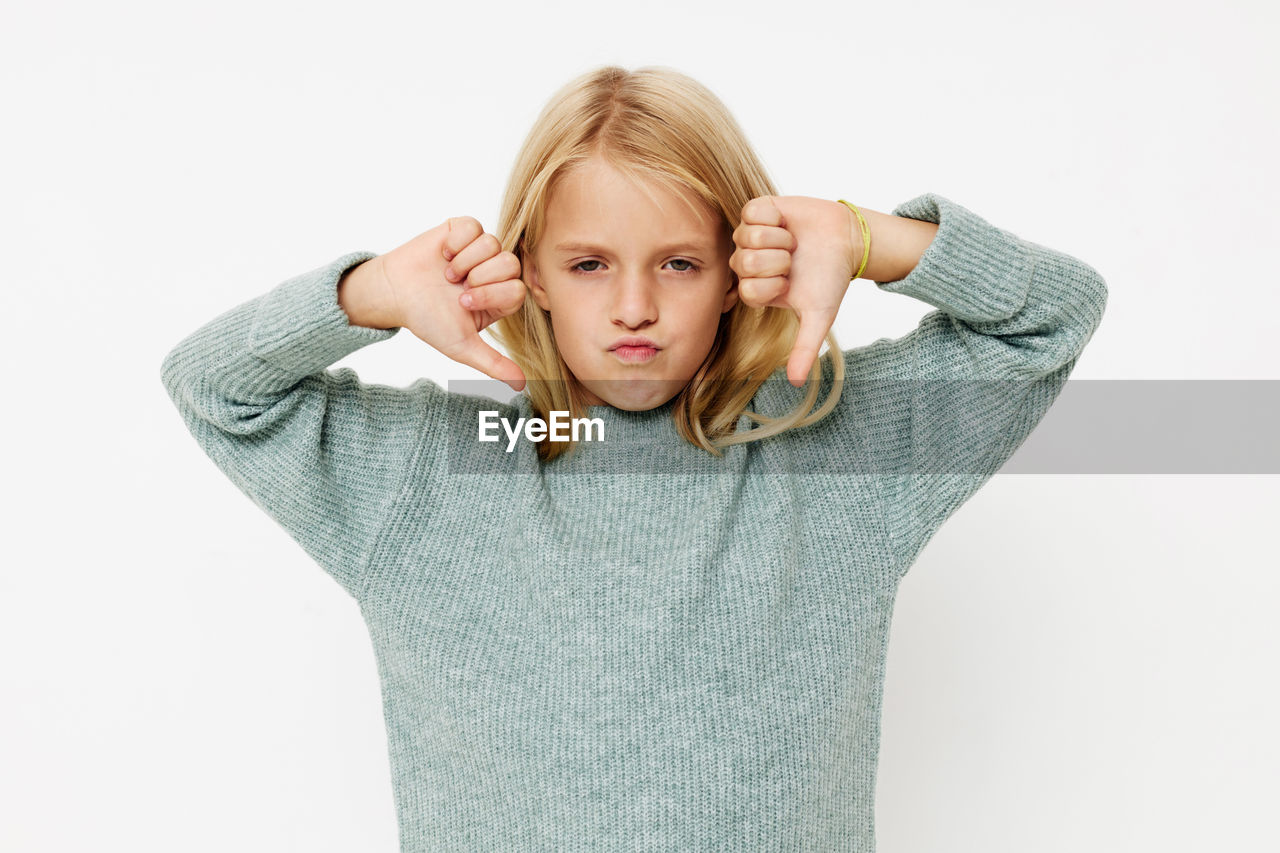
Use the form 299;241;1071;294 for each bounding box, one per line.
524;156;738;411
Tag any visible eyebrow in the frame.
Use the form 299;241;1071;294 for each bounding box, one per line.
553;241;712;255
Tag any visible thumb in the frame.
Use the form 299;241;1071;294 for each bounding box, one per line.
452;333;528;393
786;307;835;387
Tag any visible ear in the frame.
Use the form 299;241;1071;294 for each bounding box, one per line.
718;225;739;314
524;252;552;312
720;272;740;314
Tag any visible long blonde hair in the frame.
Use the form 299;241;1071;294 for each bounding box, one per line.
489;65;845;462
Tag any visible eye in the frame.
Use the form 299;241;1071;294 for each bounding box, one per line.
568;258;701;275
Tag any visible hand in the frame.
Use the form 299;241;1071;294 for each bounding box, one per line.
377;216;528;392
730;196;864;386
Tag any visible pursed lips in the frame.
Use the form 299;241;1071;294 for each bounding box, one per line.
609;338;661;363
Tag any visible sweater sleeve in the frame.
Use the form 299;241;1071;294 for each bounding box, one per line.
159;251;447;599
847;194;1107;578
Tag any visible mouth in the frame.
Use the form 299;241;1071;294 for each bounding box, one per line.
611;345;660;363
608;336;661;363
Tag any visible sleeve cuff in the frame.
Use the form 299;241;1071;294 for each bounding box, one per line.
875;193;1034;324
249;251;399;377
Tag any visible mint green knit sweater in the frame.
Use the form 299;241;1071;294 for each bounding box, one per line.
160;194;1106;851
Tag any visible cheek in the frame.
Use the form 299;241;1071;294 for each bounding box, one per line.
694;288;731;328
548;299;599;355
677;305;725;361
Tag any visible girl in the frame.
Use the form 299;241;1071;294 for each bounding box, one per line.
161;65;1106;851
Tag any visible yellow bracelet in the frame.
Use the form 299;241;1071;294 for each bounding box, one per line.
837;198;871;281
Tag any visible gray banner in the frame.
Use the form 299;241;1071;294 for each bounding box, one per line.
442;379;1280;475
1001;379;1279;474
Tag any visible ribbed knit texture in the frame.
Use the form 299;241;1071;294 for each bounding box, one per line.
160;194;1107;851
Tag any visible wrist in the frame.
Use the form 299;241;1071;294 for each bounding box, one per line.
858;207;939;283
338;256;401;330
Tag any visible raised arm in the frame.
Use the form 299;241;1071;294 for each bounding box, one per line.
850;194;1108;576
159;252;446;599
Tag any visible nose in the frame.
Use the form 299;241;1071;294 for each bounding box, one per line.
610;268;659;329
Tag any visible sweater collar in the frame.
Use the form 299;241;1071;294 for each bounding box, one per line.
579;396;680;443
531;394;749;475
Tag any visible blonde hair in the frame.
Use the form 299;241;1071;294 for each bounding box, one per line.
488;65;845;462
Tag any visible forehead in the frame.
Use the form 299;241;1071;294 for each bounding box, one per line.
544;158;723;243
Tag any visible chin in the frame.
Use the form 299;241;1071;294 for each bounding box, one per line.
591;379;683;411
609;384;680;412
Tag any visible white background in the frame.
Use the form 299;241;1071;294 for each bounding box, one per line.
4;0;1278;850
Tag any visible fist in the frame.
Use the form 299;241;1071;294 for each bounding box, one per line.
730;196;864;385
379;215;529;392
